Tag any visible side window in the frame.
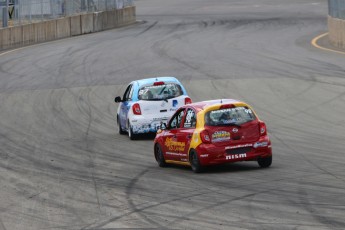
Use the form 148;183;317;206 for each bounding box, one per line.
183;109;196;128
123;84;133;101
169;109;185;129
128;85;134;100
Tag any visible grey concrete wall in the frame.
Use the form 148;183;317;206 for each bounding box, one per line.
71;15;81;36
328;15;345;49
81;13;94;34
0;6;136;51
57;17;71;39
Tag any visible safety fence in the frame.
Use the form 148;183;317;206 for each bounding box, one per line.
329;0;345;19
1;0;134;28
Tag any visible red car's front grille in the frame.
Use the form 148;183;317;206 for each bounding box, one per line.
226;147;253;155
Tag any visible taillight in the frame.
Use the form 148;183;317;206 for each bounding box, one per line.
259;121;267;136
132;103;142;115
220;104;234;109
200;130;211;144
185;97;192;105
153;81;165;86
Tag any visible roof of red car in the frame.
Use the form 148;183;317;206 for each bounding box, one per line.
188;99;243;111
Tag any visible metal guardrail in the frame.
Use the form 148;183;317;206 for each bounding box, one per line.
329;0;345;19
0;0;134;28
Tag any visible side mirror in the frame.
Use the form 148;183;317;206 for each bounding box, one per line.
114;96;122;103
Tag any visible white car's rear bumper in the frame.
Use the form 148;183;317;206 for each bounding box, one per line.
130;114;171;134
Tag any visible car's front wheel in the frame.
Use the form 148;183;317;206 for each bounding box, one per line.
154;144;167;167
189;149;203;173
258;156;272;168
128;121;138;140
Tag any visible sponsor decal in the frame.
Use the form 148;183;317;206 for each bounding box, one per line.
164;137;186;152
232;128;238;133
152;117;169;121
166;152;187;157
253;142;268;148
226;153;247;160
170;108;178;112
172;100;178;107
200;154;209;158
212;131;230;142
225;143;253;150
211;107;252;114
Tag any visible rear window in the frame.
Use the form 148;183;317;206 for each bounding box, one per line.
138;83;183;101
205;106;256;126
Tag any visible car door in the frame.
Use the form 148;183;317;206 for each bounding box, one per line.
178;108;197;162
119;84;133;130
161;108;185;162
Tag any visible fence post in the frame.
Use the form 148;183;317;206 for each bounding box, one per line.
2;7;8;27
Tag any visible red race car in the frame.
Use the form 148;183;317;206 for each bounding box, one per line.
154;99;272;172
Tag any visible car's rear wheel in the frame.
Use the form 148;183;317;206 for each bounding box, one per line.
154;144;167;167
128;121;138;140
190;149;203;173
258;156;272;168
117;117;125;135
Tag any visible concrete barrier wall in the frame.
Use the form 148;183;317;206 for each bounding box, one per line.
71;15;81;36
328;15;345;49
81;13;94;34
0;6;136;51
57;17;71;39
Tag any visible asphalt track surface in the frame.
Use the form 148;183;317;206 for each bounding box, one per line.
1;0;345;229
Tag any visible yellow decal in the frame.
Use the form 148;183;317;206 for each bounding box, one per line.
165;137;186;152
212;131;230;142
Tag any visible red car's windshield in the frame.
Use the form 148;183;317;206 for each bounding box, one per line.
205;107;256;126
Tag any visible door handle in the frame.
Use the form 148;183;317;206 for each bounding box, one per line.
187;134;192;139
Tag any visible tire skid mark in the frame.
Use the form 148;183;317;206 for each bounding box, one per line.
78;88;102;214
151;31;222;80
167;189;271;228
136;21;158;37
271;131;345;185
0;217;7;230
124;169;165;228
298;187;345;228
82;170;246;229
86;89;103;215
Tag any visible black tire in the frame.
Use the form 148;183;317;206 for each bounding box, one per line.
189;149;203;173
258;156;272;168
154;144;167;167
128;121;138;140
117;117;126;135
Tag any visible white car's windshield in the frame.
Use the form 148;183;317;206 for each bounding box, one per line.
138;83;183;101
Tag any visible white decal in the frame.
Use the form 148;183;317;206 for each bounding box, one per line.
225;144;252;150
226;153;247;160
166;152;187;157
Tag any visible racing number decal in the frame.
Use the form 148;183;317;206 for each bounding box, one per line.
184;109;196;128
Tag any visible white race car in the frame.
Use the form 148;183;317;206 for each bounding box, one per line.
114;77;192;140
